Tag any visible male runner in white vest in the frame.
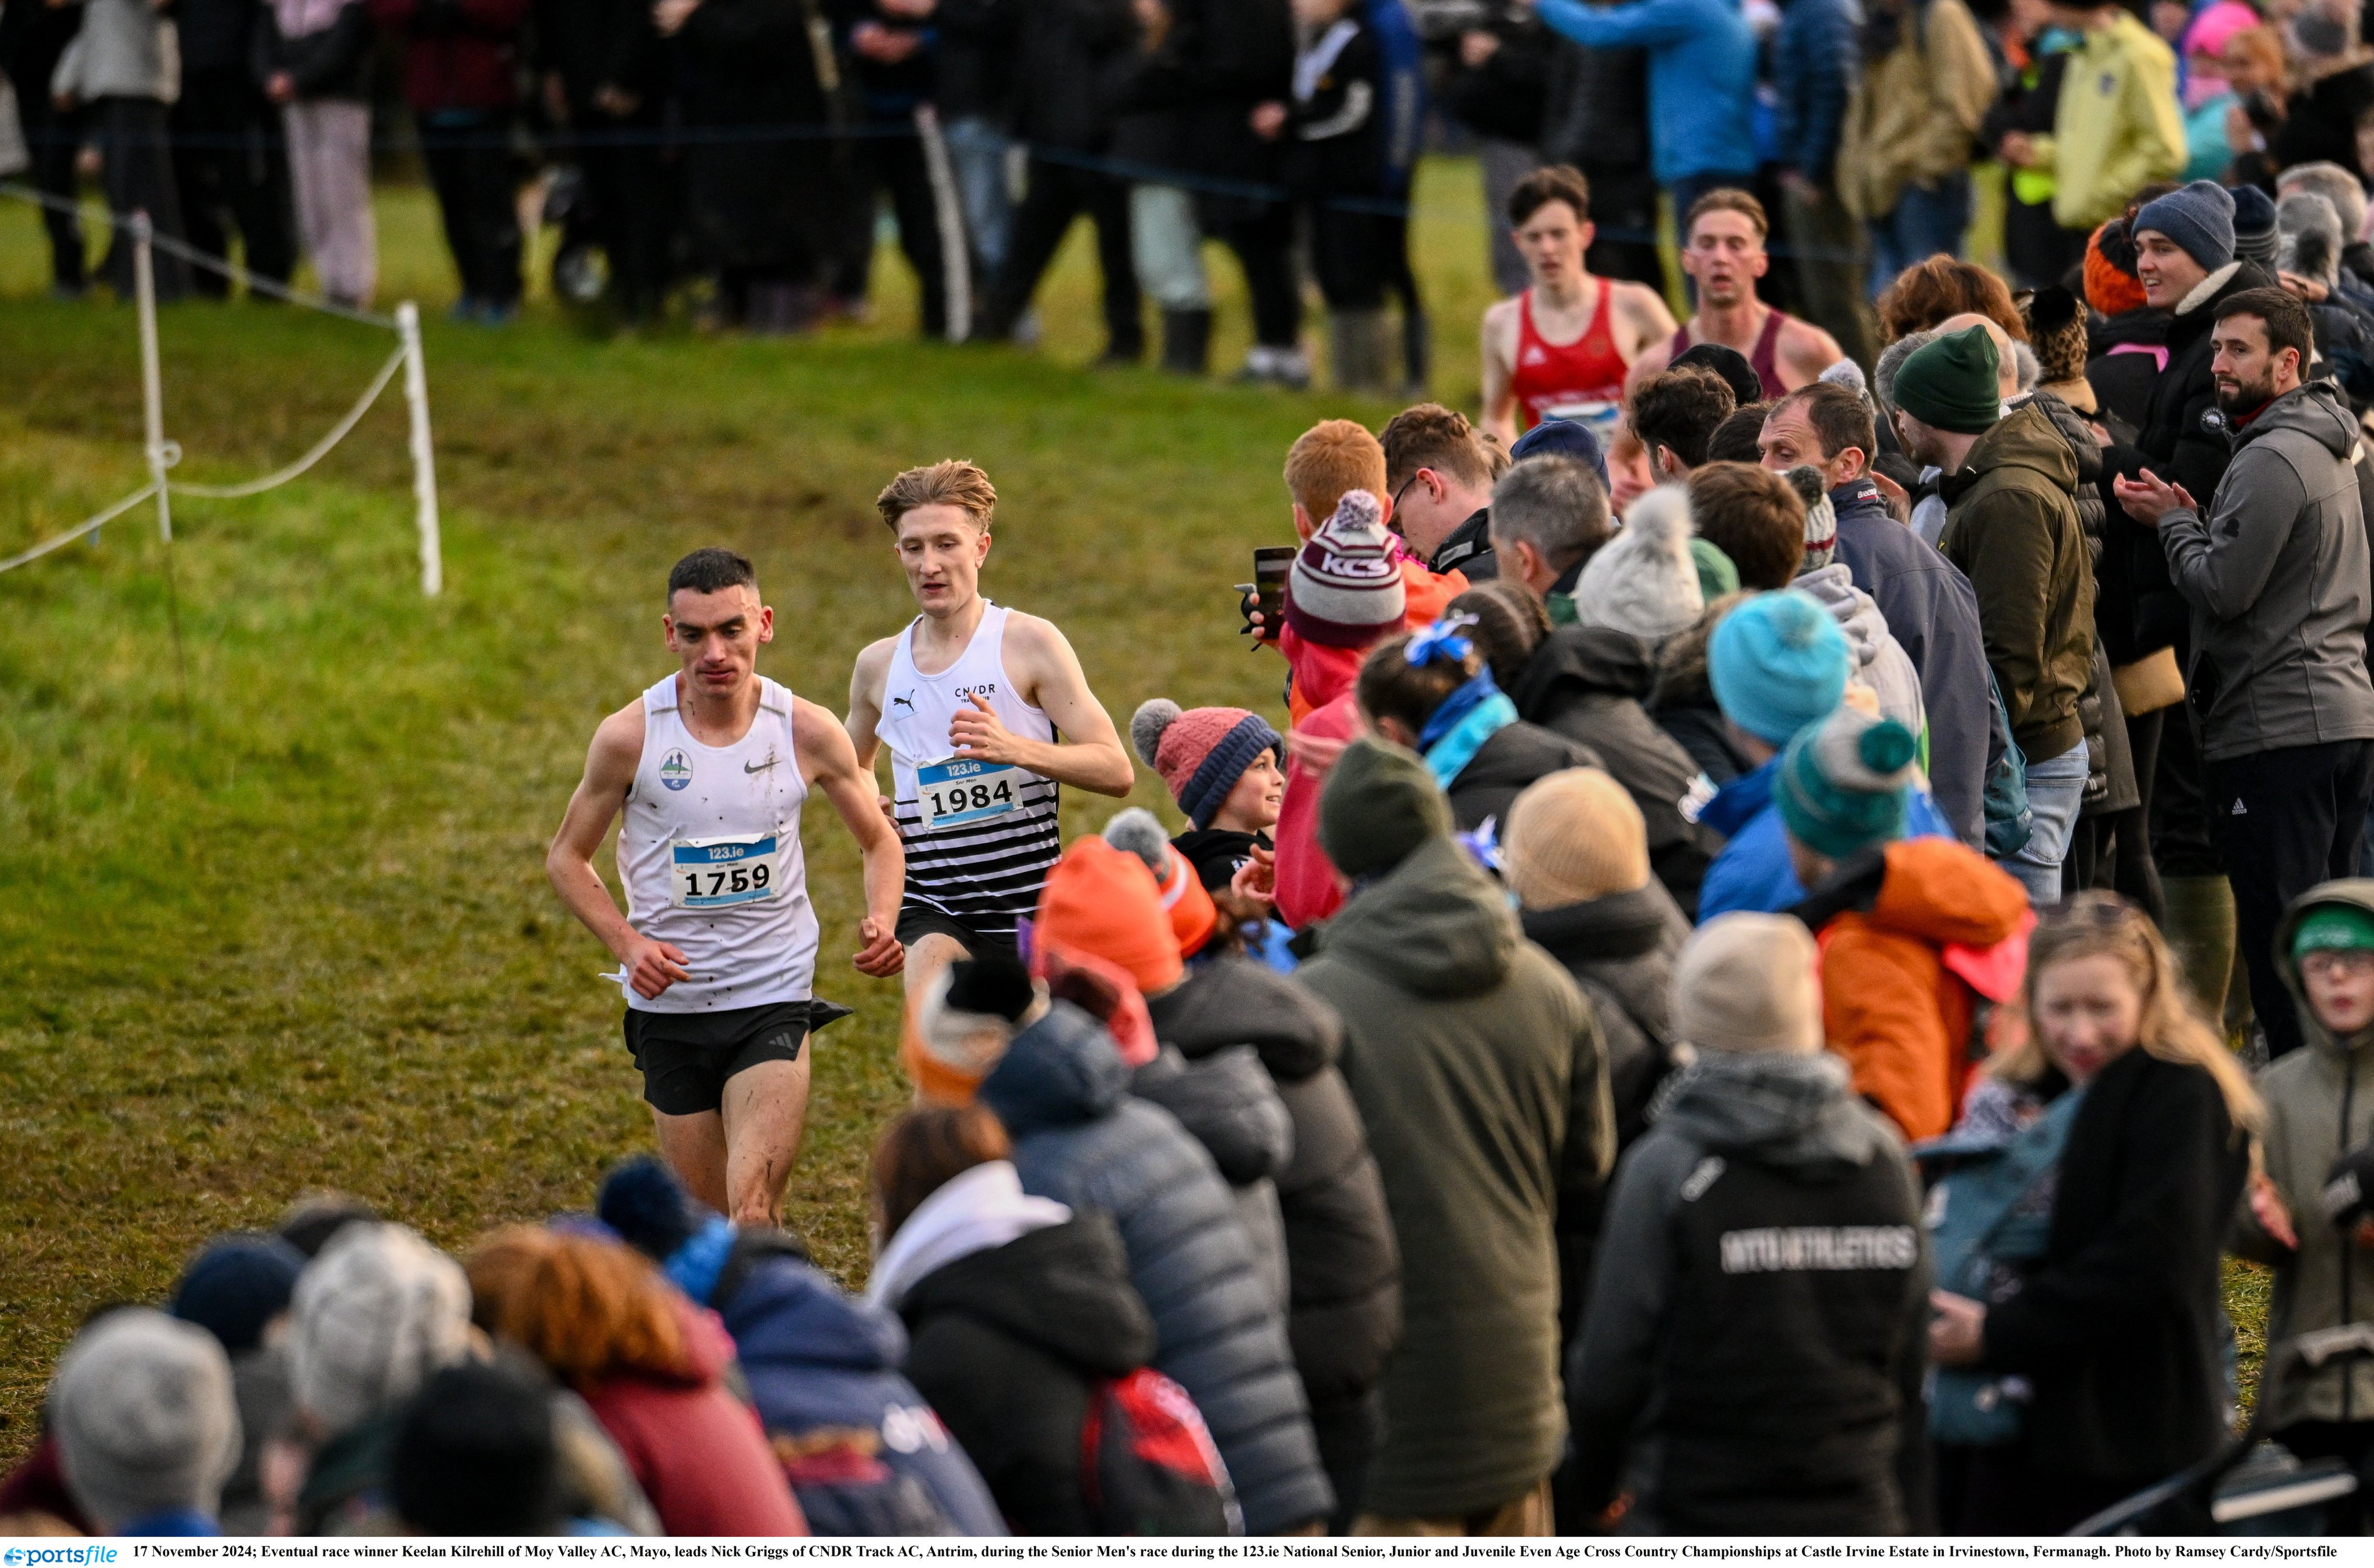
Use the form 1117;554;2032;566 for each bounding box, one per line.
845;460;1135;995
547;548;906;1225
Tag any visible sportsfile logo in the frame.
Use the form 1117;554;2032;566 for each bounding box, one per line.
5;1546;119;1565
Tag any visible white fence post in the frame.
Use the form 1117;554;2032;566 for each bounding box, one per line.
133;211;174;545
395;302;442;597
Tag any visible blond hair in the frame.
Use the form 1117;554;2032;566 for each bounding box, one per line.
1992;892;2263;1135
877;460;997;531
1284;420;1388;522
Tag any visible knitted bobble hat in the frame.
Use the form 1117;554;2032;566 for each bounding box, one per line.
286;1224;472;1438
1130;699;1283;830
1776;708;1922;860
1571;486;1705;644
1502;767;1651;908
2085;220;2147;316
1284;490;1406;648
1707;588;1852;745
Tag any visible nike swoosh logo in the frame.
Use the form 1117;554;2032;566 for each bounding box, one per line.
745;756;778;774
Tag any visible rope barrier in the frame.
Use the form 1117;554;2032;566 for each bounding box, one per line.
0;483;159;577
0;188;442;595
0;181;399;328
168;345;409;499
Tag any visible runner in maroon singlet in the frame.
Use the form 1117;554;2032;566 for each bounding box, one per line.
1623;188;1845;402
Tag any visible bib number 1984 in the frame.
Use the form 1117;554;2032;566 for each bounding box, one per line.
671;833;780;909
916;757;1022;830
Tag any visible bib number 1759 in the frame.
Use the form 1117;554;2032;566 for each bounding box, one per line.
671;833;780;909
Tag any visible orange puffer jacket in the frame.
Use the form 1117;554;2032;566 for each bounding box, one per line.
1811;837;2030;1140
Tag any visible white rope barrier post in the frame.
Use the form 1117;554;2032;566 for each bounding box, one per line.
133;211;192;719
133;212;175;545
395;302;443;597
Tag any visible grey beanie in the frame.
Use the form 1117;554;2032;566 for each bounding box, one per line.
2133;180;2238;272
287;1223;473;1437
1572;485;1704;643
1672;913;1824;1055
50;1308;242;1531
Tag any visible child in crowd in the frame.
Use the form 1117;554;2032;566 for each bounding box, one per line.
2239;881;2374;1491
1131;701;1286;895
1777;708;2031;1140
1268;421;1461;928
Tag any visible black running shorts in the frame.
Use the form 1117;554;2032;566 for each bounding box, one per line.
894;903;1021;958
622;1001;809;1117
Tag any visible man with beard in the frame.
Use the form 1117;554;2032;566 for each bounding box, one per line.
2115;288;2374;1059
1623;191;1845;400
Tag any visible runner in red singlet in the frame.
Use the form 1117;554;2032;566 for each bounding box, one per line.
1623;187;1846;402
1483;166;1675;446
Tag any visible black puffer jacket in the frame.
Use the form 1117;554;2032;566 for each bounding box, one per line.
1444;721;1601;833
1148;959;1402;1410
1519;883;1688;1153
1505;626;1720;917
1517;881;1689;1344
2136;260;2279;505
1131;1045;1295;1314
897;1215;1159;1534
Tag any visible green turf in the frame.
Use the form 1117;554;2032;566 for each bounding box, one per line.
0;158;2274;1460
0;159;1501;1455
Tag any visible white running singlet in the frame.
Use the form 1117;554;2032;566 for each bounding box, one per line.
876;603;1061;942
618;674;819;1013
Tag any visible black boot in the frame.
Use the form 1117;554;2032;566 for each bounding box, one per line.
1160;308;1214;375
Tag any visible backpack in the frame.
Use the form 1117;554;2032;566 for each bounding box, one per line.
1982;670;2033;860
1914;1085;2087;1446
1080;1368;1241;1536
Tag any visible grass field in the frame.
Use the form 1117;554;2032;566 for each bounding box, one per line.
0;160;1501;1453
0;159;2273;1458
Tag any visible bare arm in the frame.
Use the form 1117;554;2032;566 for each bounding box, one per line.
948;613;1135;796
1481;299;1521;447
1780;318;1848;390
1617;281;1679;362
545;703;691;1000
1623;336;1677;399
844;637;895;771
795;697;906;978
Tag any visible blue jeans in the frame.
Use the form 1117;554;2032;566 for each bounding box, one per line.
2002;741;2089;907
943;115;1014;278
1866;172;1974;299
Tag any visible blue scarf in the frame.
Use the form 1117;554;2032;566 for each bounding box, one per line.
663;1214;738;1305
1418;670;1518;788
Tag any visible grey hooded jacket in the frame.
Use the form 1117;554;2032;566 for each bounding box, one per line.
2160;378;2374;761
2234;878;2374;1429
1794;560;1928;743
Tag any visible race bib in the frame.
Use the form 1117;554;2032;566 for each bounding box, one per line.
671;832;781;909
915;756;1024;831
